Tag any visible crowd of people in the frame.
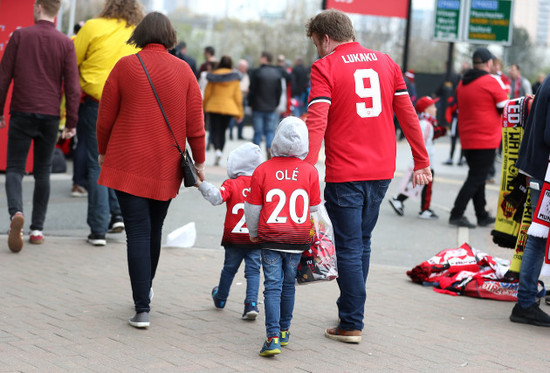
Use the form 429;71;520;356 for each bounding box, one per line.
1;0;549;360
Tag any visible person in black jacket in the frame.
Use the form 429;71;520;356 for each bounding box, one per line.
248;51;282;158
291;57;309;117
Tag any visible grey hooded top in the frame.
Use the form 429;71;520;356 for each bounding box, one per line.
198;143;263;205
245;116;320;238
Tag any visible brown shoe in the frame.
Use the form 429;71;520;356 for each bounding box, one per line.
325;327;362;343
8;212;24;253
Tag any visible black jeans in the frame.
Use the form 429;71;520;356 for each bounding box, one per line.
450;148;496;220
5;113;59;230
209;113;231;152
116;190;171;313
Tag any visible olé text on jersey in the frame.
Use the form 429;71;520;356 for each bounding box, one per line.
275;168;299;181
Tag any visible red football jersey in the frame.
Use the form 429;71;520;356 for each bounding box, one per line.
305;42;429;181
247;157;322;250
219;176;258;248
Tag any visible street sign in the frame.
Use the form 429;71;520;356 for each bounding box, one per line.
433;0;465;42
465;0;513;45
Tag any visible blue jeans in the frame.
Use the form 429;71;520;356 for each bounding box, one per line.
324;180;391;331
517;178;545;308
262;249;301;337
116;190;171;313
252;111;276;150
216;246;261;304
5;113;59;230
79;97;121;234
73;109;88;188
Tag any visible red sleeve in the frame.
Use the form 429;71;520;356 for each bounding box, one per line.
305;102;329;165
96;63;121;155
186;73;206;164
393;95;430;170
305;62;331;165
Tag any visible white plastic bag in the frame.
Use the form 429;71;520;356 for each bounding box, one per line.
165;222;196;248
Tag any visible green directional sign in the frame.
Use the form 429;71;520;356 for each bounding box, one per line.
433;0;464;42
466;0;513;45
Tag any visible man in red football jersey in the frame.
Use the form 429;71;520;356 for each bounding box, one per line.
305;9;431;343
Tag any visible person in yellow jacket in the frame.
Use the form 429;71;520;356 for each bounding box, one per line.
73;0;144;246
203;56;244;166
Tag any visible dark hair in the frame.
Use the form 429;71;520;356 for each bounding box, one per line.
176;41;187;50
127;12;177;50
261;51;273;63
306;9;356;42
218;56;233;69
204;46;215;56
98;0;144;26
37;0;61;18
73;22;83;35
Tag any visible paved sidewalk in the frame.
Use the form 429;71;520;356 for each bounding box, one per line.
1;235;550;372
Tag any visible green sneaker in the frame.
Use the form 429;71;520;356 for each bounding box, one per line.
259;337;281;357
280;330;290;346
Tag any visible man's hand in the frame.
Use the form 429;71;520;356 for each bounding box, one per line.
61;128;76;139
249;236;260;243
98;154;105;167
0;115;5;129
412;167;432;188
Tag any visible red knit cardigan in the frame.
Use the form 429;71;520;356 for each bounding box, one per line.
97;44;205;200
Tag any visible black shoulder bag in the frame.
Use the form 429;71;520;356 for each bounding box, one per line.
137;54;197;187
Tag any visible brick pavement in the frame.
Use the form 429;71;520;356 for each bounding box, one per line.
1;235;550;372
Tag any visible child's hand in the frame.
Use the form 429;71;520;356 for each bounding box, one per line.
249;236;260;243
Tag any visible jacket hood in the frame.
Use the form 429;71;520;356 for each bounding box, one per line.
227;143;263;178
462;68;489;85
206;68;241;83
270;116;309;160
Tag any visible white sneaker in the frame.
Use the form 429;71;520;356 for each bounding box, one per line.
389;198;404;216
418;209;439;219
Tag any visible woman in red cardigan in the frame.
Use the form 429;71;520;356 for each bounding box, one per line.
96;12;206;329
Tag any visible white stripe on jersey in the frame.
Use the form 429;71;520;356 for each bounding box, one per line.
308;98;331;107
394;91;409;96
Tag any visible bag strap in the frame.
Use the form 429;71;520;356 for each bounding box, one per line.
136;53;184;157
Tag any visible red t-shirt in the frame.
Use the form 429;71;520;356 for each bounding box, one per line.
219;176;259;248
247;157;321;250
457;73;509;149
305;42;429;181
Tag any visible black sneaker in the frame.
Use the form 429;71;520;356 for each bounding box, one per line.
108;215;125;233
510;303;550;327
87;233;106;246
477;215;496;227
449;216;476;228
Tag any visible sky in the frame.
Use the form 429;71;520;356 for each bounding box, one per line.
151;0;435;19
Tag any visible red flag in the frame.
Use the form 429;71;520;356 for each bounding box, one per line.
325;0;409;19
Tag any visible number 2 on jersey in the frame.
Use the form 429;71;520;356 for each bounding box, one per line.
231;203;248;234
354;69;381;118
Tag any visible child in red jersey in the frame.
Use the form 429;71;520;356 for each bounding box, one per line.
197;143;263;320
389;96;447;219
245;116;322;357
